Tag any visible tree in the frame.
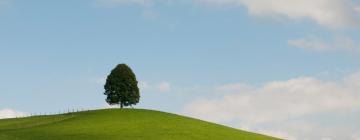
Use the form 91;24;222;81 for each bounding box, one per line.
104;64;140;108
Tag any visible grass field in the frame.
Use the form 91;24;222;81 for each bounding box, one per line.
0;109;280;140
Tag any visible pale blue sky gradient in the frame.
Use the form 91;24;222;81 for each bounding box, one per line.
1;0;360;139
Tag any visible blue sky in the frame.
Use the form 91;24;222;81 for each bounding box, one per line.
1;0;360;139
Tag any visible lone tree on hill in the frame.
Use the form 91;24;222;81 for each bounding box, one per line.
104;64;140;108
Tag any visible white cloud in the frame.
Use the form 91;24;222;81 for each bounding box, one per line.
289;36;360;52
138;81;150;90
186;76;360;123
288;37;329;51
157;82;171;92
94;0;360;28
104;103;121;108
352;134;360;140
138;81;171;92
183;71;360;140
195;0;360;28
257;129;298;140
0;109;28;119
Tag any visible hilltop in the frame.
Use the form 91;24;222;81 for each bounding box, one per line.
0;109;279;140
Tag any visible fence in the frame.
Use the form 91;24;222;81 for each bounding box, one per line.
13;107;108;119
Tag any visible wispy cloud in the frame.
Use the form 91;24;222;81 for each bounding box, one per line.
0;109;28;119
289;35;360;52
139;81;171;92
157;82;171;92
93;0;360;29
183;71;360;140
194;0;360;28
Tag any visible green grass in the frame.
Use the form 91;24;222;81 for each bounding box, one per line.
0;109;280;140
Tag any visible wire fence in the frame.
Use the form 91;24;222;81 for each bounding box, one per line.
13;107;110;119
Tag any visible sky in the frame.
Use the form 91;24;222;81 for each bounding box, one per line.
1;0;360;139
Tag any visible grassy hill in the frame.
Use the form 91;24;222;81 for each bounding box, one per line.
0;109;279;140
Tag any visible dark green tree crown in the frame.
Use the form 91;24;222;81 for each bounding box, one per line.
104;64;140;108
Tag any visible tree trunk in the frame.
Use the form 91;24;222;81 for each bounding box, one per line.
120;103;123;109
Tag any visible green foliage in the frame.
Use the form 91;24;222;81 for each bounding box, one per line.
0;109;280;140
104;64;140;108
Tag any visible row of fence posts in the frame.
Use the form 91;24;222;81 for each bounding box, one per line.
14;107;106;119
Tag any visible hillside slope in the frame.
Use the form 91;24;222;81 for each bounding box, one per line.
0;109;279;140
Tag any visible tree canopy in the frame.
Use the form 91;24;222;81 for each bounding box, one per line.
104;64;140;108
